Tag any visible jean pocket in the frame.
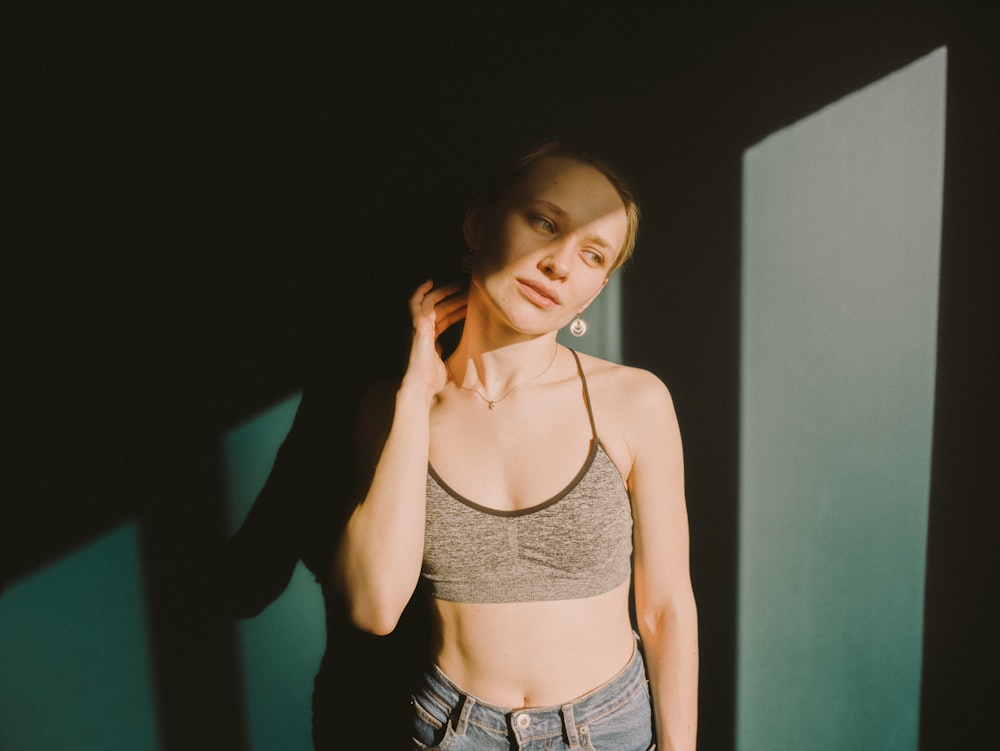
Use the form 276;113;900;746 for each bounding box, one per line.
577;683;654;751
410;694;457;750
581;725;655;751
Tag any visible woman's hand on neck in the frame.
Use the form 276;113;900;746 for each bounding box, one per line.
400;280;468;403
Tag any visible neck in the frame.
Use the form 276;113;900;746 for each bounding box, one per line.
446;283;566;400
448;336;561;396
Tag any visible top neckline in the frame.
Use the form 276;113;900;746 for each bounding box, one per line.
427;349;604;518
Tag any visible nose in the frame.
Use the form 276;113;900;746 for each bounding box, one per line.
539;246;570;279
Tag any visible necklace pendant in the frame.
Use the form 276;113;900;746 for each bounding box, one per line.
488;401;496;410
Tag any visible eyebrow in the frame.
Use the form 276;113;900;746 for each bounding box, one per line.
528;200;614;252
530;199;568;217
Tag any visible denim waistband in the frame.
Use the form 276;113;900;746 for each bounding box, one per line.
419;637;648;745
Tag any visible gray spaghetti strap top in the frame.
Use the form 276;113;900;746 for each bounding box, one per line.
422;349;633;604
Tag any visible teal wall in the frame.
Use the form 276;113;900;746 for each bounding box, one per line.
738;48;946;750
0;523;160;750
557;271;622;361
221;391;326;751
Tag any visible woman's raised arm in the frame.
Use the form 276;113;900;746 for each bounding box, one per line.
333;280;466;634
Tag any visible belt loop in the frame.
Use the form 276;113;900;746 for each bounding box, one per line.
453;693;475;736
561;703;580;748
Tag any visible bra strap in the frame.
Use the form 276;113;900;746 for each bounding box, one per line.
568;349;598;441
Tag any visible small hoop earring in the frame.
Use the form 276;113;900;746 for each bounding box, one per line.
570;314;587;337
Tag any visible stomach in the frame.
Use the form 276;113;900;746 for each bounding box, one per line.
429;580;635;708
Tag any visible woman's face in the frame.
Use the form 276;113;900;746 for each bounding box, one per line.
467;157;629;336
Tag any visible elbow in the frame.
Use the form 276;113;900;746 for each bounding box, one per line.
347;600;402;636
636;589;698;638
332;552;400;634
333;543;416;635
337;573;406;635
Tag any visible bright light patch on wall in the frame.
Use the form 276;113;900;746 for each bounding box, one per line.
0;523;160;751
738;48;946;750
557;271;622;361
221;391;325;751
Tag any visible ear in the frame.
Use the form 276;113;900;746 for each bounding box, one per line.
463;199;486;250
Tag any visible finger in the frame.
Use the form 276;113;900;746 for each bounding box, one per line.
409;279;435;317
435;303;467;336
422;281;464;310
435;288;468;308
434;291;468;321
431;280;464;296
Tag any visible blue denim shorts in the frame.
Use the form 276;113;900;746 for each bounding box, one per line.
410;638;655;750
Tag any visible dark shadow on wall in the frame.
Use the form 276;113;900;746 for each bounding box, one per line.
919;14;1000;749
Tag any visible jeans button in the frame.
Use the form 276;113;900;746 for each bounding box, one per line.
515;713;531;729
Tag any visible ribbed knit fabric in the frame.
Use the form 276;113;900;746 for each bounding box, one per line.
421;351;632;604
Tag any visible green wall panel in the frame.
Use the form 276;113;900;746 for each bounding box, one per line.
0;523;160;750
738;48;946;750
222;392;325;751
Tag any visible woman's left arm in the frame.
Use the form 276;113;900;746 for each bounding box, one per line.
624;370;698;751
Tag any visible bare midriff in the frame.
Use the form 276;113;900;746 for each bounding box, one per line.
430;580;635;709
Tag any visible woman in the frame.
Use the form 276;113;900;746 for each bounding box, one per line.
335;143;697;750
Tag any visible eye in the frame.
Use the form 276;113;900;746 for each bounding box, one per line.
583;249;606;266
530;215;556;234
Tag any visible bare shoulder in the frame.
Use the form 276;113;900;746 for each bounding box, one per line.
572;351;679;473
572;350;676;421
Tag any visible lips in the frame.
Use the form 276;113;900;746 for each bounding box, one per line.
517;278;561;307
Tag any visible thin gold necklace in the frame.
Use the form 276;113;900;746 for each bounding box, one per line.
446;345;560;410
